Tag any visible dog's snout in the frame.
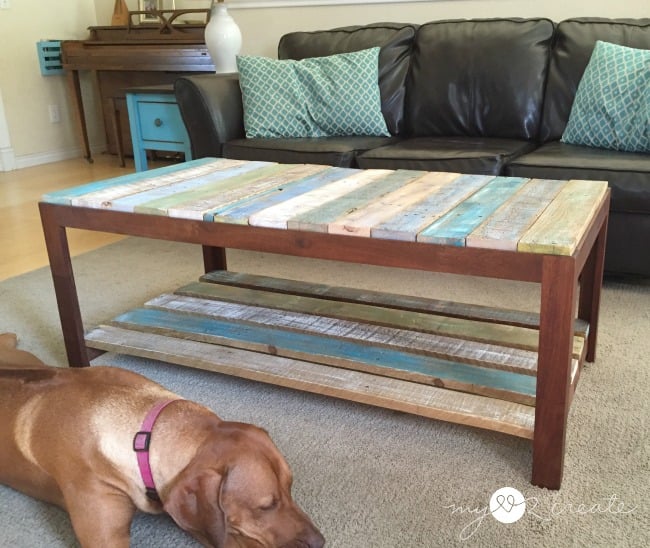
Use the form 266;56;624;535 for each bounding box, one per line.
303;526;325;548
282;525;325;548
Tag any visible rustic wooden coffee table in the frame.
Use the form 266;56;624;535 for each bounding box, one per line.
40;158;610;489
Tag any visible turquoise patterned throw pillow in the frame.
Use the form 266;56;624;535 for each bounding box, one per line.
237;48;389;138
561;41;650;153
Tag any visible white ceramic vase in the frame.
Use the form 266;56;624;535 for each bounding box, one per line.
204;1;242;73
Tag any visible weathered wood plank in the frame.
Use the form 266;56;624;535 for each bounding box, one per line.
85;325;536;438
248;169;393;229
417;177;528;246
177;281;585;357
371;174;495;241
518;180;609;255
466;179;567;251
210;167;359;224
165;164;329;221
328;171;460;237
147;293;541;376
112;307;537;404
200;270;588;337
134;163;294;216
41;157;221;205
70;159;245;209
107;161;270;213
287;169;426;233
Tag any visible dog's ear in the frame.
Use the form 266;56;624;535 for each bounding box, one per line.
163;467;228;547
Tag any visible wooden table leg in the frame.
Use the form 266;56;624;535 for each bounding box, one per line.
532;255;577;489
39;203;90;367
203;245;227;273
65;69;93;163
578;216;608;362
109;97;126;168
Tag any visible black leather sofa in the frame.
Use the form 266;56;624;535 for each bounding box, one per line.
174;17;650;278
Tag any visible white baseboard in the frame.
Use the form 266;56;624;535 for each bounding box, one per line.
0;145;16;172
1;142;107;172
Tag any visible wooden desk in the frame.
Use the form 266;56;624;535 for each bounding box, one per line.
39;159;609;489
61;25;214;162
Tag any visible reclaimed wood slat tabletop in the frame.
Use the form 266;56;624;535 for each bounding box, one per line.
43;157;607;256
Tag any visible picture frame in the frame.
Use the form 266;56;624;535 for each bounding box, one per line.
139;0;164;23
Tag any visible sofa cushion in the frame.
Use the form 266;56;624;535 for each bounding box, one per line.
278;23;417;135
540;17;650;142
406;18;554;140
561;41;650;152
237;49;389;138
505;141;650;214
223;136;401;168
357;137;536;175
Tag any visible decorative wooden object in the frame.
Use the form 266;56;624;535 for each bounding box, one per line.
39;159;610;489
111;0;129;26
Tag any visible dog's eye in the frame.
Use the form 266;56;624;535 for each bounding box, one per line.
259;497;279;511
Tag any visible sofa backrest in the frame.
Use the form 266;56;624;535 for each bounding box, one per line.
540;17;650;142
277;23;417;136
406;18;555;140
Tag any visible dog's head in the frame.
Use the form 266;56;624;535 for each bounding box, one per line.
163;422;324;548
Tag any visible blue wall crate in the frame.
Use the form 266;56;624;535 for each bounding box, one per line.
36;40;64;76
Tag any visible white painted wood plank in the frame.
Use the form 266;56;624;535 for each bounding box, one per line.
328;171;460;237
248;169;393;229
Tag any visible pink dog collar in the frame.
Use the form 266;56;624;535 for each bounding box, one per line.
133;399;179;502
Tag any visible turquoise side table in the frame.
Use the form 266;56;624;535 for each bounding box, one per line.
125;85;192;172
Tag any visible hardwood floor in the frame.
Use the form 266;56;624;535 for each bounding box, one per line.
0;154;137;281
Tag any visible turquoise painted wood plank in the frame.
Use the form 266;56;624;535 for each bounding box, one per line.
371;174;494;241
112;307;537;403
417;177;528;246
248;169;393;229
107;161;271;213
133;163;294;216
209;167;358;223
466;179;567;251
148;293;541;376
40;157;220;205
287;169;426;233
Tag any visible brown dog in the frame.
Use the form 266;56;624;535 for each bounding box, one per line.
0;333;324;548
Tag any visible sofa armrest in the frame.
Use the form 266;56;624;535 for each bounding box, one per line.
174;74;245;158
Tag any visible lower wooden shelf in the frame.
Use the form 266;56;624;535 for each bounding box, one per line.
85;271;589;440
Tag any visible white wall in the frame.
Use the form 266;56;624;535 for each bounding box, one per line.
0;0;100;170
0;0;647;170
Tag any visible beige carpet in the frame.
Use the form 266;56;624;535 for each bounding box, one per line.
0;237;648;547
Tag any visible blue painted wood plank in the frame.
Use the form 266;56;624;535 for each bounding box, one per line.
372;174;494;241
209;167;359;223
40;158;220;205
108;161;271;213
113;307;536;400
417;177;528;246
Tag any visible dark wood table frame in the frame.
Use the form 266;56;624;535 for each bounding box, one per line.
39;190;609;490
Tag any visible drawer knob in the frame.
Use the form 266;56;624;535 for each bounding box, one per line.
154;118;163;127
